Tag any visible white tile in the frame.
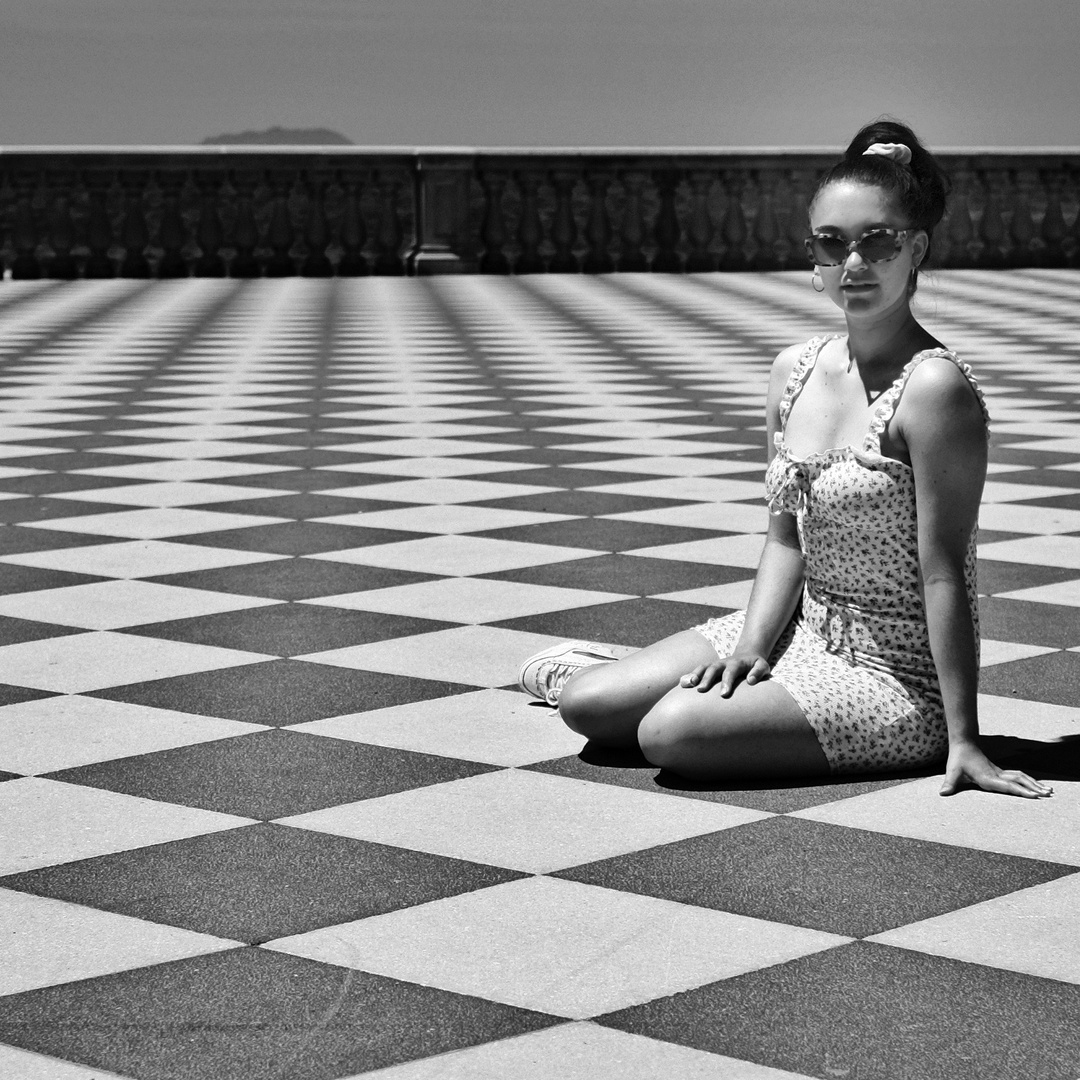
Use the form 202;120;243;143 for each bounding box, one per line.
50;481;293;507
868;874;1080;985
323;438;531;457
552;438;747;457
28;507;288;539
978;694;1080;741
305;578;630;623
978;503;1080;535
296;626;570;688
587;477;765;503
981;481;1077;503
0;695;267;774
307;535;599;575
94;440;296;459
0;540;287;578
0;632;272;693
978;639;1060;666
0;579;276;629
314;504;575;534
0;888;239;996
791;775;1080;866
319;477;559;504
608;503;769;534
0;1044;137;1080
978;535;1080;569
72;459;289;481
318;457;545;478
995;579;1080;606
265;876;844;1020
355;1023;820;1080
579;457;763;477
292;689;586;766
0;777;254;874
280;767;767;874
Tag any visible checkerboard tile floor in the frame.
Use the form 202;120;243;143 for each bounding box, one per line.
0;271;1077;1080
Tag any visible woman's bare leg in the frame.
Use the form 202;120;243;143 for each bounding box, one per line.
558;629;830;780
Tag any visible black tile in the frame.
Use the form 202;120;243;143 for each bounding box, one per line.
474;516;727;552
0;451;159;471
461;447;644;466
123;603;457;655
0;769;21;781
977;559;1080;595
0;615;85;646
149;557;440;600
471;490;701;516
0;947;560;1080
224;448;397;469
976;528;1031;545
0;473;149;497
1017;491;1080;510
978;596;1080;649
0;684;58;707
555;816;1073;937
527;748;921;810
978;651;1080;707
467;466;660;489
217;468;400;492
1;822;525;943
495;598;728;648
91;659;479;724
0;563;108;594
0;526;126;555
599;941;1080;1080
989;446;1080;468
44;727;496;818
170;521;432;554
186;492;406;519
487;553;741;595
0;497;131;525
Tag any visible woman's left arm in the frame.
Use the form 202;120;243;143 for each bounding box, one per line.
901;359;1053;799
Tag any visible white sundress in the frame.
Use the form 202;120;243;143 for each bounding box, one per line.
694;335;989;774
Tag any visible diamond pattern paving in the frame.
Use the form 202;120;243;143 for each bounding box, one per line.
0;272;1078;1079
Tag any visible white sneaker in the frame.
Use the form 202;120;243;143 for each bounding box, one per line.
518;641;619;706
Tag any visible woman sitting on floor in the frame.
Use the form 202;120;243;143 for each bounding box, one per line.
518;119;1052;800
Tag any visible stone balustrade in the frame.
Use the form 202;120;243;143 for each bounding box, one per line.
0;146;1077;278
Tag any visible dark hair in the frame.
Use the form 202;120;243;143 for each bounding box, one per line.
809;118;951;291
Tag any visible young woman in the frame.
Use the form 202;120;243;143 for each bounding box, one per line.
519;119;1052;800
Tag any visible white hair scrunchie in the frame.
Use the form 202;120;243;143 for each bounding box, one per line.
862;142;913;165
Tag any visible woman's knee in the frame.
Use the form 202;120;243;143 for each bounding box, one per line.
636;694;698;771
557;668;615;739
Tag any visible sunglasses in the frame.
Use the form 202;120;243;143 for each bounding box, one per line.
804;228;910;266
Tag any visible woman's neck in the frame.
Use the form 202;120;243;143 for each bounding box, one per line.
845;307;936;373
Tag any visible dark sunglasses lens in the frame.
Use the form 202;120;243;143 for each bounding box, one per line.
807;236;848;265
859;231;901;261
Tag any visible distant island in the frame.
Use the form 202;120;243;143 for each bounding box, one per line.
201;126;353;146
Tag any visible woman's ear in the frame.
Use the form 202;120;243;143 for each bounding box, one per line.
911;229;929;267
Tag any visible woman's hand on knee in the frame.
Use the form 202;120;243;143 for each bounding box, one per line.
679;653;771;697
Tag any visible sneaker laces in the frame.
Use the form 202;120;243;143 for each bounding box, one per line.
542;660;584;705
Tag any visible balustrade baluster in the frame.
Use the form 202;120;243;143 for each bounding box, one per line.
156;172;189;278
47;172;78;279
1006;170;1037;267
651;170;682;273
782;170;812;269
83;172;116;279
718;171;747;271
684;170;715;272
750;170;781;270
1039;168;1069;268
977;170;1006;267
265;171;296;277
119;171;151;278
618;170;648;271
944;169;974;268
479;170;509;273
301;174;333;277
549;170;580;272
336;170;368;276
193;171;225;277
230;170;261;278
514;170;545;273
10;172;42;279
582;172;613;273
373;171;405;275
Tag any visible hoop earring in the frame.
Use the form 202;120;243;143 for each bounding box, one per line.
811;271;825;293
909;266;919;294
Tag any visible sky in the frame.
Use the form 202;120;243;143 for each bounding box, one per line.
1;0;1077;148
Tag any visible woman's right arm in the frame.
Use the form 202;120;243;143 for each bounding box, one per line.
684;346;806;696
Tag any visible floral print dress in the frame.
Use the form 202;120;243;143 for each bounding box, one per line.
694;335;989;773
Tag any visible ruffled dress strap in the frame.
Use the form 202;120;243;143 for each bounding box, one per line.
863;348;990;455
775;335;839;445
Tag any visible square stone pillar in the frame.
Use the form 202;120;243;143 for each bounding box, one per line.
408;153;479;275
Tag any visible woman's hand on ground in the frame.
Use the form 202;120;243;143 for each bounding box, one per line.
679;653;771;697
940;741;1053;799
